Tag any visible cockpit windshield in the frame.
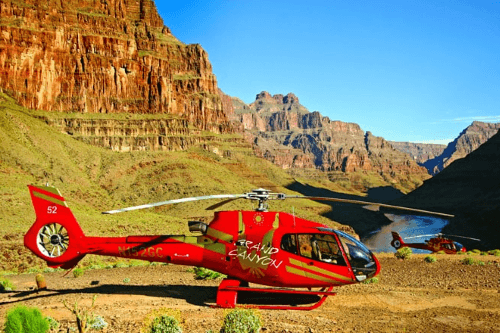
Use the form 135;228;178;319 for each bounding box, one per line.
454;242;464;251
335;230;378;281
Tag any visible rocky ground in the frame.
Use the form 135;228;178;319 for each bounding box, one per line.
1;254;499;333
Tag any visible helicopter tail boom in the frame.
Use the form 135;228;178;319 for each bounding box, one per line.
24;185;87;269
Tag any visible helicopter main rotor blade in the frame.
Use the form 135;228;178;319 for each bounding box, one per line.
205;198;242;210
284;195;455;218
441;234;481;241
404;234;438;240
103;194;246;214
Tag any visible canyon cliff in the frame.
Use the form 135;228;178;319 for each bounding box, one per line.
389;142;446;165
0;0;231;136
230;91;430;189
421;121;500;175
392;129;500;249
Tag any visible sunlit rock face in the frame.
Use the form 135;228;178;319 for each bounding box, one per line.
0;0;231;134
231;91;428;177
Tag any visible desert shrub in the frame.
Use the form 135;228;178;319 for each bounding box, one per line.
192;267;225;280
489;249;500;256
436;250;446;255
456;251;465;255
141;308;183;333
220;308;261;333
123;278;131;283
462;257;475;265
471;249;481;254
87;315;108;331
478;261;485;266
129;259;148;267
113;261;129;268
45;316;59;331
73;268;85;278
63;295;99;333
4;305;49;333
150;315;181;333
363;277;379;284
394;247;412;260
424;255;437;263
0;277;15;291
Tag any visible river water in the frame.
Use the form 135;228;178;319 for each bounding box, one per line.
362;214;450;253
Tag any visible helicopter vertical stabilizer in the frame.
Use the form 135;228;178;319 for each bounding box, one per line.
390;231;405;249
24;185;86;269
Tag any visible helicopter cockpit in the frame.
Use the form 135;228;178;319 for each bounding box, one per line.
454;241;465;252
280;228;378;281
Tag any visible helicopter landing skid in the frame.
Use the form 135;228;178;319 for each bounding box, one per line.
214;279;336;310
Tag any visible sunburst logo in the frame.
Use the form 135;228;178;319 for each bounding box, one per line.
253;213;265;226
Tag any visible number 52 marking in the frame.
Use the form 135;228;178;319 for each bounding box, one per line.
47;206;58;214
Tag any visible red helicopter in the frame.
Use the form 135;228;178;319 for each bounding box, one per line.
390;231;479;254
24;184;453;310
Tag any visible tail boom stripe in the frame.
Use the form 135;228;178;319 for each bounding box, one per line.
33;191;68;207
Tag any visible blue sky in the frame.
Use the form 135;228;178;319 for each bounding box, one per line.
156;1;500;144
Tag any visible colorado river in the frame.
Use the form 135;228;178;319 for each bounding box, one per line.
362;214;450;253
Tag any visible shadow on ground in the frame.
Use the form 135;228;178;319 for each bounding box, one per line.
2;284;321;308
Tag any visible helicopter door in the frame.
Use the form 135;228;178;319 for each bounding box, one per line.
281;234;354;284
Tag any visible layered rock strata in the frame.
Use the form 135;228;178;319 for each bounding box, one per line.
0;0;231;135
231;91;429;178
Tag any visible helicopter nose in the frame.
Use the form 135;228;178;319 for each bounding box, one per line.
373;253;381;277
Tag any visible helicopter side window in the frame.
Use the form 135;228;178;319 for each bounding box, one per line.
286;234;346;265
280;234;298;255
297;234;314;259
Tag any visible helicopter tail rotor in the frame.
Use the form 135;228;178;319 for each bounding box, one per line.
390;231;405;249
24;185;87;269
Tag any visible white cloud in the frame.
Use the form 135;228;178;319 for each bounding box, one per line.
413;138;453;145
451;115;500;123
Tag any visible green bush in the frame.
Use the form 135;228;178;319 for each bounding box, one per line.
0;277;15;291
87;315;108;331
45;316;59;331
424;255;437;263
141;309;183;333
4;305;49;333
73;268;85;278
192;267;225;280
113;261;129;268
150;315;182;333
363;277;379;284
220;309;261;333
488;249;500;256
394;247;412;260
461;257;475;265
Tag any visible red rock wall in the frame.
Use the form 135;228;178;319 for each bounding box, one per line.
0;0;231;133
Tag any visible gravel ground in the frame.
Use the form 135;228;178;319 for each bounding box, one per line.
1;253;499;332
